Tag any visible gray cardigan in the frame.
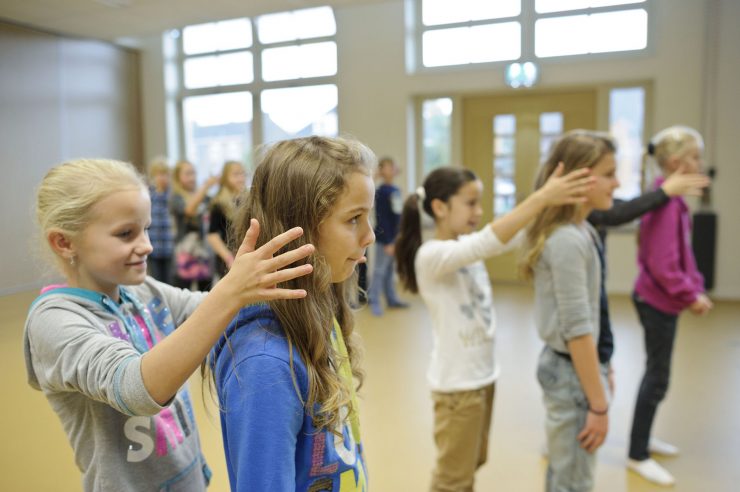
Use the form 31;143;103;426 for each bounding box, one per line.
533;222;602;354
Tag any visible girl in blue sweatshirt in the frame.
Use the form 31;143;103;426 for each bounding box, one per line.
208;136;375;491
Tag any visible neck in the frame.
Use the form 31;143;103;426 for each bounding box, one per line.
66;272;120;302
434;224;458;241
573;204;592;223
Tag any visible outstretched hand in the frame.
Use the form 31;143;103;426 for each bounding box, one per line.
539;163;595;206
661;164;710;197
223;218;315;304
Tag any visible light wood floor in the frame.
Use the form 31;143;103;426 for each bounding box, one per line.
2;285;738;491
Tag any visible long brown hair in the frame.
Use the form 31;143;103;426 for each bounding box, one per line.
519;130;616;279
395;166;478;293
211;160;245;221
212;136;374;432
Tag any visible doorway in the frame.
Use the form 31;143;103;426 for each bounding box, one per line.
462;89;597;282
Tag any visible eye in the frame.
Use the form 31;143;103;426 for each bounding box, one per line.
348;215;360;225
117;230;132;238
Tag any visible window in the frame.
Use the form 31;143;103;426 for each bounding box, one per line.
412;0;650;69
609;86;645;199
493;114;516;216
421;98;453;174
176;7;338;178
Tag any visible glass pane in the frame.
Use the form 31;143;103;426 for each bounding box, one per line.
261;42;337;81
494;137;515;156
536;0;644;14
423;0;521;26
609;86;645;199
257;7;336;44
540;112;563;134
494;157;515;176
183;92;253;177
535;9;647;57
260;85;338;143
184;52;253;89
494;114;516;135
423;23;521;67
183;18;252;55
422;98;453;174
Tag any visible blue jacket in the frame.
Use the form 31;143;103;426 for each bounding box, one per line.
374;183;402;244
212;304;368;491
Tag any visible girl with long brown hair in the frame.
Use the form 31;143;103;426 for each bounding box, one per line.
520;130;620;492
208;136;375;490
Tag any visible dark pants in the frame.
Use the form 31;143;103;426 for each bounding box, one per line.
629;293;678;460
148;256;173;285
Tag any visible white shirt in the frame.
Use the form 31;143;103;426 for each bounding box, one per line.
415;226;521;392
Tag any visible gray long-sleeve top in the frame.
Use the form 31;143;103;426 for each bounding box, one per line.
533;223;602;354
24;277;209;492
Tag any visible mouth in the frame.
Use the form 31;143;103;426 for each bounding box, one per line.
126;260;147;268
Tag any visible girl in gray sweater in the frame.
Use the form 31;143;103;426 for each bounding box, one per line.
25;158;314;491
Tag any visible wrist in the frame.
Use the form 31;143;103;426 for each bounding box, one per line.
588;404;608;416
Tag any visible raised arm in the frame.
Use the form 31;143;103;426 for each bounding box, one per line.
140;220;314;404
491;164;593;244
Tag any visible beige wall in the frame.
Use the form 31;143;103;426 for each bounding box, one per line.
0;22;142;295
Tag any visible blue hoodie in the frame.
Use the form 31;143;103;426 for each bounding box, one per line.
212;304;368;492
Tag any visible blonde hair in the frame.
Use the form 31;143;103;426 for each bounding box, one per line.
208;136;375;433
211;160;244;220
36;158;146;267
520;130;616;279
147;156;170;180
642;126;704;189
172;159;194;197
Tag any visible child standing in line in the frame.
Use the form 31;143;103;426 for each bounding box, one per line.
394;161;592;491
627;126;713;486
147;158;175;284
521;130;620;492
170;160;219;291
208;136;374;491
207;160;247;281
25;158;314;492
368;156;407;316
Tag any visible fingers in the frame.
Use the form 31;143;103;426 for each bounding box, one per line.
264;244;315;272
259;288;309;300
577;428;604;453
236;219;260;256
262;264;314;286
257;227;306;257
551;162;564;177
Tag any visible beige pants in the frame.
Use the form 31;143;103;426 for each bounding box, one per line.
430;383;496;492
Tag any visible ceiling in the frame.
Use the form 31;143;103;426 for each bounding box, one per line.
0;0;392;46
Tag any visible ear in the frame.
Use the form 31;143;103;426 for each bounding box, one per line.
430;198;448;219
47;229;77;263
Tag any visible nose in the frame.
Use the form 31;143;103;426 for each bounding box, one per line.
361;218;375;248
138;232;154;256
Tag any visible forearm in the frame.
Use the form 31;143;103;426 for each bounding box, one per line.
140;281;243;404
207;233;234;264
490;190;547;244
567;334;608;411
184;186;209;216
588;190;668;227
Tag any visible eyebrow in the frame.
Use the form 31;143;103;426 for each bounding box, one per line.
344;206;370;215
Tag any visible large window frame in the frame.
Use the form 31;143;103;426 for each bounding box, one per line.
172;8;339;173
407;0;654;72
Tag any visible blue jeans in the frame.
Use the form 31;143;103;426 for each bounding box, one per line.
537;346;608;492
368;243;401;309
629;294;678;460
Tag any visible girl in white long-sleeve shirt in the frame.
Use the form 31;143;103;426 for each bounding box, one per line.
395;165;593;491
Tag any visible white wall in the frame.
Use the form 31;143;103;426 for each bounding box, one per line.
137;0;739;298
0;22;141;295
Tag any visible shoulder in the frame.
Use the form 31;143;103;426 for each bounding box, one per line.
545;224;591;254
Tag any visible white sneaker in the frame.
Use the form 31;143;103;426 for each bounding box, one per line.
628;458;676;486
649;437;680;456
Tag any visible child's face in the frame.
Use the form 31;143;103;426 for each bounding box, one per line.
317;172;376;283
227;165;247;193
71;188;153;299
154;171;169;190
178;163;197;191
584;153;619;211
378;161;397;183
436;179;484;237
675;142;704;174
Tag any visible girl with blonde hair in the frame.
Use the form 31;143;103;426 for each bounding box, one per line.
24;158;315;491
521;130;620;492
208;136;375;490
626;126;712;486
207;160;247;280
